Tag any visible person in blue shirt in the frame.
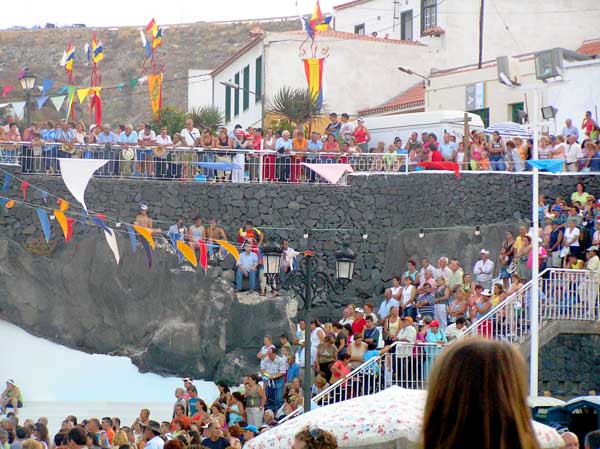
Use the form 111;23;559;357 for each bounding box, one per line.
41;120;58;173
118;124;138;176
561;118;579;141
236;241;259;291
286;355;300;383
306;131;323;182
95;123;118;175
274;130;293;182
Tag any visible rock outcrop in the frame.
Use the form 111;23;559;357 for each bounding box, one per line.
0;236;296;383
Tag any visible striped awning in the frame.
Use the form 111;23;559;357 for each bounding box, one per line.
484;121;532;138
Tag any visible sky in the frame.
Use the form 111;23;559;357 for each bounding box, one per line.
0;0;339;29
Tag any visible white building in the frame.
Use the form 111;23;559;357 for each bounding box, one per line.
425;41;600;130
188;29;435;128
333;0;600;69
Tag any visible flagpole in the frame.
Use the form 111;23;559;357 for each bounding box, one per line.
530;87;540;397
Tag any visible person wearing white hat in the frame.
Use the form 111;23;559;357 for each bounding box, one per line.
353;117;371;153
0;380;23;415
586;246;600;284
473;249;495;290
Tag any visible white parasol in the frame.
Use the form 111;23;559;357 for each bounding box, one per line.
244;386;564;449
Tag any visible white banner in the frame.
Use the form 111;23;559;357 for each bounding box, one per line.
10;101;26;119
58;158;108;211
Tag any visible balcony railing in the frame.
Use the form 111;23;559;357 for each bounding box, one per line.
0;141;409;184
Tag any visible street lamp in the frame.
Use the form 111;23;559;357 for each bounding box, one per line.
19;70;37;127
219;80;257;95
397;66;430;86
262;241;357;412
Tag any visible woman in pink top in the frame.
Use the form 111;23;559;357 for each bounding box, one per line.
322;133;340;161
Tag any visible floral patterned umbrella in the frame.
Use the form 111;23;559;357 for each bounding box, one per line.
244;386;564;449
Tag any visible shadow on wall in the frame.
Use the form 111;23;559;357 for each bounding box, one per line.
381;222;520;286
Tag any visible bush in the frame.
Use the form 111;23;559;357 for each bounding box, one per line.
186;106;224;133
150;106;186;136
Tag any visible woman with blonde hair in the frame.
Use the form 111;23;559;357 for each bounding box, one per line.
423;338;540;449
111;430;129;449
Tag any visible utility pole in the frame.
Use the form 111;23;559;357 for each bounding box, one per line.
478;0;485;69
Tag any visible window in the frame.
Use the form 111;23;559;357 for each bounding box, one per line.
225;85;231;123
510;102;525;123
243;65;250;111
354;23;365;35
255;56;262;103
234;72;240;117
420;0;437;35
401;10;413;40
471;108;490;128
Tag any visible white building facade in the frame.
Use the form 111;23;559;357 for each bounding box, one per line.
426;53;600;132
188;29;434;128
333;0;600;69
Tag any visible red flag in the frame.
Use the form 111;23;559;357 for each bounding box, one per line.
65;217;74;242
96;213;107;221
417;161;461;179
21;181;29;200
198;239;208;273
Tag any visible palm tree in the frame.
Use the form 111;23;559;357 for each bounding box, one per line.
267;86;325;129
186;106;224;133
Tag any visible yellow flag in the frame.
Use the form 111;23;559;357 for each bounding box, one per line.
176;240;197;268
54;211;68;239
133;224;155;249
215;239;240;262
76;88;90;104
147;73;163;115
59;199;70;211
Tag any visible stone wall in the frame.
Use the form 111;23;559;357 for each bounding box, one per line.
540;334;600;396
2;171;599;303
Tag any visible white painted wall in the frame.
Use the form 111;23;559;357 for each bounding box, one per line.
187;69;213;111
426;57;600;129
333;0;600;69
212;41;264;129
263;30;433;115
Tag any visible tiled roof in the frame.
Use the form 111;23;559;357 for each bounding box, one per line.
286;29;425;46
577;38;600;56
333;0;373;11
358;83;425;116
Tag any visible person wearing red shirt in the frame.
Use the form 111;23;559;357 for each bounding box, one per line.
582;111;596;138
351;308;367;335
430;143;443;162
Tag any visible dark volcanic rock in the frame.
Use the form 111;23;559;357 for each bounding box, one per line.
0;236;295;383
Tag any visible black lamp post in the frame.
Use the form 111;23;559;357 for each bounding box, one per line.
19;70;37;127
262;241;356;412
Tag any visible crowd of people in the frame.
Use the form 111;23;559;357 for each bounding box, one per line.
1;109;598;182
3;339;600;449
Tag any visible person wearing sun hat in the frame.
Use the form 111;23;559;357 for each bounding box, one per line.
586;246;600;288
473;249;495;290
0;380;23;415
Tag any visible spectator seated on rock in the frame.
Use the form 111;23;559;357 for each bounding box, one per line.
235;242;259;292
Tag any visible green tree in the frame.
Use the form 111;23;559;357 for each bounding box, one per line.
150;106;186;136
186;106;224;133
267;86;324;129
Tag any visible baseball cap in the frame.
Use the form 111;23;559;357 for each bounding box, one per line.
587;246;599;252
6;379;15;386
140;204;148;211
430;320;440;327
357;117;365;122
354;307;364;314
243;425;259;434
402;316;413;324
480;249;490;254
481;289;492;296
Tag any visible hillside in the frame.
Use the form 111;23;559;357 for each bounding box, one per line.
0;19;298;124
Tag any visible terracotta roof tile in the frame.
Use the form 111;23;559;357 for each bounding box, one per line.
577;38;600;56
358;83;425;116
286;29;425;46
333;0;373;11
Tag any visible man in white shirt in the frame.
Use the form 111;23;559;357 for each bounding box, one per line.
419;257;438;284
280;239;298;274
181;119;200;147
377;289;400;322
339;113;354;142
141;421;164;449
445;316;467;341
395;316;417;387
257;335;276;360
473;249;495;290
437;257;452;280
565;134;582;172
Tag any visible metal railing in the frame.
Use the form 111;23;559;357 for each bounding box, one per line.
280;341;446;423
0;141;409;184
464;268;598;342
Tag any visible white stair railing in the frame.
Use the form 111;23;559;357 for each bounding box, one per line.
464;268;597;342
280;341;446;423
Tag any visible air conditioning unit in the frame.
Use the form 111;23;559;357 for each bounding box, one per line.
497;56;520;86
535;48;563;81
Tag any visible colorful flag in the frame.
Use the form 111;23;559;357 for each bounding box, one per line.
141;238;152;269
21;181;29;200
41;79;53;95
61;42;75;74
90;87;102;125
92;33;104;63
84;43;91;64
151;27;162;49
147;73;163;115
126;224;137;253
65;86;77;119
2;85;14;97
36;208;51;243
304;58;324;110
133;224;155;249
2;173;10;192
139;29;152;58
310;0;324;30
146;18;158;37
315;15;332;32
37;95;49;109
50;95;66;112
198;239;208;273
76;88;89;104
215;239;240;263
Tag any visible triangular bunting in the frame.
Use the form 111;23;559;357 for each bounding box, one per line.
126;224;137;253
527;160;564;174
58;158;108;211
215;239;240;263
103;227;120;264
54;210;70;241
21;181;29;200
141;238;152;269
37;96;49;109
36;208;51;243
176;240;197;268
76;88;90;104
65;86;77;119
2;86;14;97
129;78;139;88
2;173;11;193
50;95;66;112
41;79;54;95
198;239;208;273
133;224;155;249
10;101;26;120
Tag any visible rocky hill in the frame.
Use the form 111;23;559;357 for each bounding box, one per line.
0;19;298;124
